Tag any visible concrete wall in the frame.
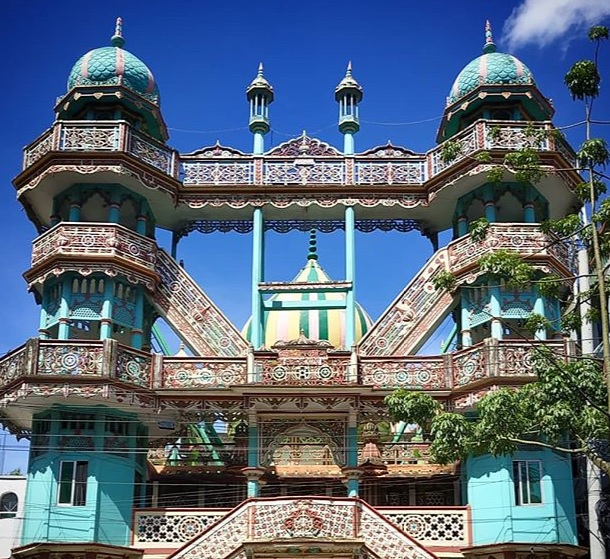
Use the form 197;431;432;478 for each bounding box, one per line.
0;475;27;558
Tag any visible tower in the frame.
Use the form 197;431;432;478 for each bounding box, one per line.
247;63;274;155
335;62;363;154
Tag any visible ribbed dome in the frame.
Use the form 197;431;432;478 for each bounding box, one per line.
243;241;373;349
67;18;160;104
447;21;535;106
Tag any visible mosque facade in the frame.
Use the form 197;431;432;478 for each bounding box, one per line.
0;18;588;559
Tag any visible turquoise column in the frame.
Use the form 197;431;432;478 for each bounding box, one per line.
251;209;264;349
107;193;120;223
523;187;536;223
533;293;547;340
100;279;114;340
456;199;468;237
50;199;60;226
460;292;473;347
345;206;356;348
38;287;50;339
253;133;265;155
343;133;355;155
345;418;359;497
490;284;503;339
136;202;148;235
68;198;81;222
245;419;262;498
483;184;496;222
131;286;145;349
57;278;72;339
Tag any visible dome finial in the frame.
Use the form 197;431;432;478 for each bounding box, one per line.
258;62;264;75
308;229;318;261
111;17;125;48
483;20;496;54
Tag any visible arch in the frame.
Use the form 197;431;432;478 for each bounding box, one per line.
266;424;340;467
0;492;18;518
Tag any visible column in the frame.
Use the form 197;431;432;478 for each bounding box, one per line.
107;193;121;223
483;184;496;222
136;203;148;235
345;206;356;349
344;412;360;497
131;286;145;349
251;208;264;349
490;284;503;339
523;186;536;223
460;292;473;347
57;277;72;339
343;133;355;155
38;287;50;339
456;199;469;237
533;293;547;341
100;278;114;340
68;197;81;222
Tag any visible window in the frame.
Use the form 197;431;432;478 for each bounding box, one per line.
513;460;542;505
0;493;18;518
58;461;88;506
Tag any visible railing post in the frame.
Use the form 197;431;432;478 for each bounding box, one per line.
103;338;118;378
443;353;453;389
151;353;164;389
25;338;40;377
485;337;499;377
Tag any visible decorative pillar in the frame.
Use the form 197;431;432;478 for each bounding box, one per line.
57;277;72;340
345;206;356;348
251;208;264;349
136;202;148;235
483;184;496;222
456;199;468;237
107;193;121;223
247;64;274;155
533;293;547;340
131;285;145;349
100;278;114;340
342;467;362;498
335;62;363;155
68;197;81;222
523;186;536;223
460;291;473;347
38;287;50;339
489;284;503;339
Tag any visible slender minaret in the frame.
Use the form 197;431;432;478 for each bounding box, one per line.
246;63;274;155
335;62;363;155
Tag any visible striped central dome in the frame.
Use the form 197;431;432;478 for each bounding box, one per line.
243;240;372;349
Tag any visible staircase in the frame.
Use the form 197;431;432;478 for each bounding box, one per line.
167;498;447;559
359;247;455;356
152;250;248;357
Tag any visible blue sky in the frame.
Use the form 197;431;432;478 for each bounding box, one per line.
1;0;610;470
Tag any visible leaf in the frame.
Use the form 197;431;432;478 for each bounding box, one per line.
565;60;601;100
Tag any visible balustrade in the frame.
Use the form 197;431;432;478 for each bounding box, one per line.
22;120;575;187
132;499;470;550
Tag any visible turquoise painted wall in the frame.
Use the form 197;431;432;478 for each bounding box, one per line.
465;449;577;545
22;405;146;546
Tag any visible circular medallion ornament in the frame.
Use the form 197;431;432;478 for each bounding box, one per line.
403;515;426;538
169;281;182;293
371;369;388;385
128;244;141;256
220;369;236;384
81;235;95;247
272;366;286;381
510;235;525;247
60;352;79;370
126;360;142;377
318;366;333;380
375;337;388;349
176;516;205;541
395;369;410;384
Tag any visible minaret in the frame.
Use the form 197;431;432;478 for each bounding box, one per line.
483;19;496;53
335;62;363;155
246;63;274;155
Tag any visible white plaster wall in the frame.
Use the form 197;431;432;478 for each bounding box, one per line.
0;476;27;559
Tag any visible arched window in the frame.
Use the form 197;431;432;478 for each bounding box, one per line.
0;492;18;518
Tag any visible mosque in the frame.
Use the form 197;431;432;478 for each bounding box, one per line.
0;17;589;559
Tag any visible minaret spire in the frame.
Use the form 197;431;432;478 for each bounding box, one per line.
483;20;496;54
246;63;274;155
308;229;318;261
111;17;125;48
335;62;363;155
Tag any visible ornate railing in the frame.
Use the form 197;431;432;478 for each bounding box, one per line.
254;356;352;385
30;222;158;273
0;339;152;389
162;358;247;388
358;442;433;464
23;120;179;176
23;119;575;187
132;499;470;551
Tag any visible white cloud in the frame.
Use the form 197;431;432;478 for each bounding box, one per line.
503;0;610;50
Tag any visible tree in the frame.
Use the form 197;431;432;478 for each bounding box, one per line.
386;26;610;474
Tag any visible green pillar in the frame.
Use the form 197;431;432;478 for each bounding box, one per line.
100;278;114;340
38;287;50;339
68;198;81;222
460;292;473;347
456;199;468;237
108;193;120;223
490;284;503;339
345;206;356;348
483;184;496;222
533;294;547;340
251;209;264;349
57;278;72;340
131;286;145;349
523;187;536;223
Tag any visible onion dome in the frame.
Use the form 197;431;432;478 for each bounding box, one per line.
246;63;274;103
447;21;535;106
243;232;373;349
67;18;160;104
335;62;363;102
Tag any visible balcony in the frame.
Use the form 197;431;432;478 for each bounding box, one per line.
26;222;159;289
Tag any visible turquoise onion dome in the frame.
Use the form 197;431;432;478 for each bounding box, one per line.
447;21;535;106
67;18;160;104
243;232;373;349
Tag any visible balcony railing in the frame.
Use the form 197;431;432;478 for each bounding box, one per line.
132;500;471;550
0;337;571;392
23;120;575;187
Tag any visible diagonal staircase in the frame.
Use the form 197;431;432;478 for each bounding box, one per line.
152;250;248;357
358;247;455;356
168;498;442;559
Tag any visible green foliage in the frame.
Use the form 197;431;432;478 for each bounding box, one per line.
475;151;493;163
384;390;440;429
486;166;504;185
565;60;601;100
523;313;552;335
560;309;581;334
540;214;582;238
488;125;502;141
574;178;607;202
468;217;490;242
429;413;472;464
440;139;462;163
589;25;609;41
578;138;609;168
478;250;535;289
432;270;457;292
536;273;563;299
504;148;546;184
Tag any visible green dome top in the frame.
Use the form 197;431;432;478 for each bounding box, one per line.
447;21;535;106
67;18;160;104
